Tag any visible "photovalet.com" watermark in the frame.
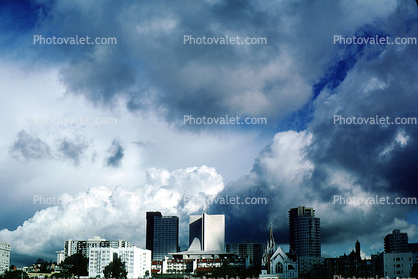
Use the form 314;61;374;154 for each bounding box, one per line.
334;35;417;45
184;35;267;45
34;35;117;45
181;195;267;206
33;115;117;125
333;195;417;205
184;115;267;125
334;115;417;125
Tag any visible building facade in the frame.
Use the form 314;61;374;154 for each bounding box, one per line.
226;242;265;267
261;227;298;279
409;243;418;264
384;251;413;278
56;250;65;264
88;247;151;279
288;206;321;257
384;229;409;253
64;236;131;259
146;212;179;260
189;213;225;252
0;241;11;275
324;241;374;279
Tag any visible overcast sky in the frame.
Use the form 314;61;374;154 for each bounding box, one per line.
1;0;418;266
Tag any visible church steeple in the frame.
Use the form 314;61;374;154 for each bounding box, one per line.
355;239;360;259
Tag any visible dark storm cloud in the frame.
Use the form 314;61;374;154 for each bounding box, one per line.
2;0;358;128
58;139;88;165
209;0;418;247
9;130;51;162
105;140;124;167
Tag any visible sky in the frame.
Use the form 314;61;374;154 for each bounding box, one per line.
1;0;418;267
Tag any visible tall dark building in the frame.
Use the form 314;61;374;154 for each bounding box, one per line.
146;211;179;260
289;206;321;257
384;229;409;253
146;211;162;255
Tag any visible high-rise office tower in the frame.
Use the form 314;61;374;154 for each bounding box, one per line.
289;206;321;257
0;242;10;275
384;229;409;253
146;211;179;260
189;213;225;252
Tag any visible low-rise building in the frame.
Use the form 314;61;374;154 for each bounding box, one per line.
88;247;151;279
65;236;130;259
226;242;265;268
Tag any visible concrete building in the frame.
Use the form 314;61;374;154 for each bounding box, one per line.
226;242;265;267
189;213;225;252
56;250;65;264
152;254;246;275
0;241;11;275
64;236;130;259
88;247;151;279
384;251;413;278
288;206;321;257
156;213;241;275
146;212;179;260
384;229;409;253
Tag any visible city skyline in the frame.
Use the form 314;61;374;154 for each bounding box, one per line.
1;208;416;267
1;0;418;270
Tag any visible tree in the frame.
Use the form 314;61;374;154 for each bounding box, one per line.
103;256;127;279
3;270;29;279
211;262;238;278
59;253;88;277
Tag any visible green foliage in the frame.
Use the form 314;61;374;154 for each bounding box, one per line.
2;270;29;279
103;256;127;279
59;253;88;277
210;262;238;278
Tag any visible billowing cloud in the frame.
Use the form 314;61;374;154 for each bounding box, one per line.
1;0;418;266
0;165;224;259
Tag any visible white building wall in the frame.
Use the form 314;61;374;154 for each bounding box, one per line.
0;242;11;275
89;247;151;279
384;252;412;279
56;251;65;264
203;214;225;252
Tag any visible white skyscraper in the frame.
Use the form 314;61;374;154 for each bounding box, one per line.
0;241;11;275
189;213;225;252
88;247;151;279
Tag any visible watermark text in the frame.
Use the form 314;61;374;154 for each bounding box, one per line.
334;35;417;45
33;115;117;125
184;115;267;125
333;115;417;125
184;35;267;45
182;195;267;206
34;35;117;45
333;195;417;205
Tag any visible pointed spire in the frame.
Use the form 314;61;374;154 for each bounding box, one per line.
269;224;274;241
